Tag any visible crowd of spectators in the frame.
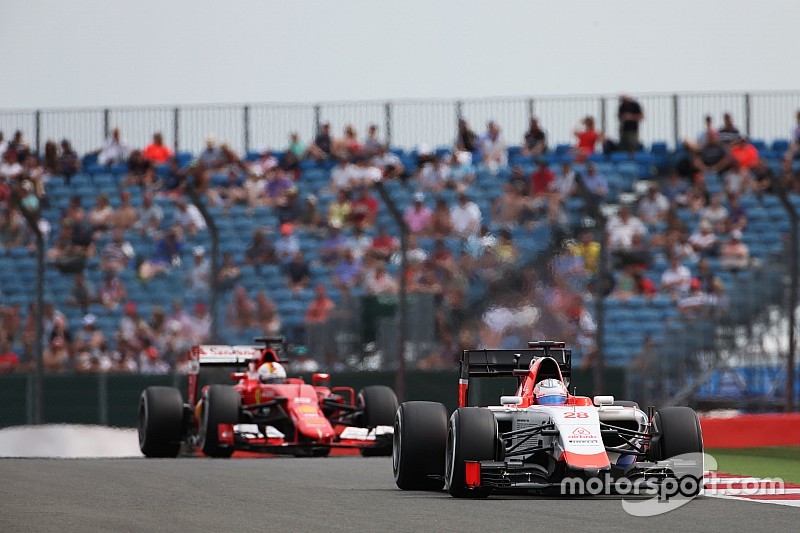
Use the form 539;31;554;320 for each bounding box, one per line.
2;94;800;374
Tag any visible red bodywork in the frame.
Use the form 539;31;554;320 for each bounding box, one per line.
187;344;389;456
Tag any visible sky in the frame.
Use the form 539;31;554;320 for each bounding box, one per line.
1;0;799;110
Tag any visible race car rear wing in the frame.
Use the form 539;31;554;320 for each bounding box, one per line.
458;341;572;407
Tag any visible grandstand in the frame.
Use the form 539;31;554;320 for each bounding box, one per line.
2;93;800;408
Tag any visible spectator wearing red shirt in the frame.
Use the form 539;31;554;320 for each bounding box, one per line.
530;160;556;215
370;226;398;260
350;187;378;227
305;285;335;324
730;136;759;172
0;341;19;373
142;132;173;164
573;116;604;160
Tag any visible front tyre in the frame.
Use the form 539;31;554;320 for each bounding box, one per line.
138;386;184;458
445;407;497;498
393;401;448;490
198;385;240;458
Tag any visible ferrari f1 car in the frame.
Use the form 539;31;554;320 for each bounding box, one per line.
138;337;398;458
393;341;704;498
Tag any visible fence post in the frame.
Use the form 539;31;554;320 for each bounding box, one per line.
384;101;392;147
672;94;680;148
599;97;607;135
98;373;108;425
173;107;180;153
103;108;110;140
34;110;41;156
313;104;322;135
243;105;251;154
744;93;752;137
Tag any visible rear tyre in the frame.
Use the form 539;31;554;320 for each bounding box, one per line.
357;386;399;428
445;407;497;498
138;386;184;458
393;402;448;490
198;385;240;458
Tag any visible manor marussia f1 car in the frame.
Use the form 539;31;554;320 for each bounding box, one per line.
138;337;398;458
392;341;704;497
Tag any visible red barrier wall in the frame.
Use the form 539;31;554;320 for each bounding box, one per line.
700;413;800;448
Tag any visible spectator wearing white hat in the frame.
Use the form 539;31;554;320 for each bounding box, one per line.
719;230;750;271
185;246;210;297
199;133;224;169
403;192;432;235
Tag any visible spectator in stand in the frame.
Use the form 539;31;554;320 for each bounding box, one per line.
719;230;750;271
493;229;518;264
606;204;647;253
113;191;138;230
417;157;448;193
718;113;741;146
254;291;281;336
174;198;207;235
363;124;382;157
299;194;323;230
431;197;454;237
88;194;114;232
286;251;311;292
98;128;130;166
143;132;173;164
69;209;96;259
637;184;670;225
101;229;135;272
248;148;278;178
138;228;183;279
43;315;72;372
688;219;718;257
617;95;644;152
478;121;507;174
264;170;293;207
450;192;481;237
723;159;751;197
661;255;692;299
570;230;602;275
245;228;276;268
134;191;163;237
350;186;378;227
124;150;154;187
320;225;347;265
59;139;81;183
530;159;555;200
308;122;333;160
678;278;715;318
351;156;382;188
493;183;529;229
73;313;108;369
696;259;721;293
692;133;733;175
751;158;775;194
327;190;351;230
697;115;718;147
550;161;577;199
155;157;186;194
404;192;432;235
227;286;255;332
370;226;398;261
335;124;363;159
275;222;300;265
701;194;729;232
0;149;24;181
522;116;547;156
185;246;210;297
573;116;604;159
217;252;242;291
330;156;356;193
613;264;657;301
372;144;404;180
286;131;307;162
456;119;478;154
118;301;148;352
662;171;689;207
365;262;399;296
276;187;303;224
305;285;335;324
730;135;759;173
0;341;20;373
346;226;372;261
199;134;224;169
581;162;610;199
99;271;126;310
67;272;95;312
726;194;747;233
333;249;362;289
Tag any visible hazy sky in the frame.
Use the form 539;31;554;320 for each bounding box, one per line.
2;1;799;109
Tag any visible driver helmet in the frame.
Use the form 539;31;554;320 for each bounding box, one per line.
533;378;568;406
256;362;287;384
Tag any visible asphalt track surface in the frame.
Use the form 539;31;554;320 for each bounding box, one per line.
2;457;797;532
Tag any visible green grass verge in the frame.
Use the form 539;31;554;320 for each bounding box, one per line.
706;447;800;484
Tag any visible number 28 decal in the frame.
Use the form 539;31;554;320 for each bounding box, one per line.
563;412;589;418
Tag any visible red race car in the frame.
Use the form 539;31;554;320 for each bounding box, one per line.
137;337;398;458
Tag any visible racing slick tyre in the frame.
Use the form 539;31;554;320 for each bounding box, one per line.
445;407;497;498
198;385;240;458
649;407;704;495
358;385;399;457
393;401;448;491
138;386;184;458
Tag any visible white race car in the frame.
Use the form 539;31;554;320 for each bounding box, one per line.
393;341;704;498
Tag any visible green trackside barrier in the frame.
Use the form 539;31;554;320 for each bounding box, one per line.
0;369;626;428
